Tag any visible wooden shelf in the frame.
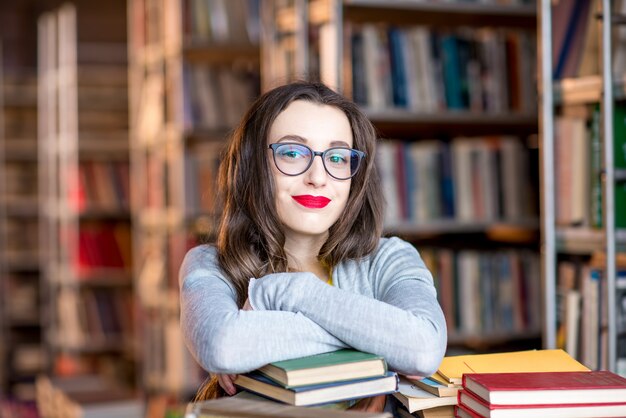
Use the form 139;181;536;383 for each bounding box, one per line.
553;75;626;105
385;220;540;244
365;109;538;137
51;338;134;354
3;200;39;217
184;127;232;144
78;209;131;220
448;329;542;350
182;42;259;64
75;271;133;286
77;134;129;157
3;139;38;161
344;0;536;28
1;252;40;272
5;317;41;328
136;41;259;66
138;208;183;230
556;227;626;255
49;265;132;286
37;3;136;391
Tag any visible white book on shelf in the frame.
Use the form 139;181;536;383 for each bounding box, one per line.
401;28;422;113
580;265;599;370
361;25;389;110
570;116;589;226
477;139;498;222
565;289;582;360
451;139;474;222
377;141;401;226
458;252;480;335
319;22;339;91
413;27;439;113
500;137;521;220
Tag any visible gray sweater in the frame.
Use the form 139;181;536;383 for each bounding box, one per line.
179;236;447;377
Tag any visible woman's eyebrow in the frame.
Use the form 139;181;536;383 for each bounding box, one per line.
276;136;352;148
330;140;351;148
276;134;307;143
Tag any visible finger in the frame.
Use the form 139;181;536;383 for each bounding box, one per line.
218;375;236;395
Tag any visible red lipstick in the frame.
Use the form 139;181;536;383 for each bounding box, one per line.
292;195;331;209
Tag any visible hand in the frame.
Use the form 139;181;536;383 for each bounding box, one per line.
348;395;387;412
242;298;253;311
217;374;238;396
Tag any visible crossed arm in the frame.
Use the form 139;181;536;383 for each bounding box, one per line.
179;241;447;379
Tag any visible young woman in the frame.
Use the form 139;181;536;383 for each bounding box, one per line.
179;81;447;413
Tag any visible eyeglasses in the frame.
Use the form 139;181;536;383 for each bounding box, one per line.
268;142;366;180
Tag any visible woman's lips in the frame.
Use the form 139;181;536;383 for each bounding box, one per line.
292;195;331;208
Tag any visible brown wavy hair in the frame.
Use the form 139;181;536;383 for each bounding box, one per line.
196;81;383;400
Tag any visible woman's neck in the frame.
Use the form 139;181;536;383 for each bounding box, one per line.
283;232;329;281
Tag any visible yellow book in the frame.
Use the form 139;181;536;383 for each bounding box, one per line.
424;372;459;389
437;349;589;385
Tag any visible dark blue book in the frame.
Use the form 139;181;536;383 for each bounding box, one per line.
234;371;398;407
388;27;408;108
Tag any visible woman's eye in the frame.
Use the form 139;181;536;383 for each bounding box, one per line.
281;149;305;159
328;154;347;164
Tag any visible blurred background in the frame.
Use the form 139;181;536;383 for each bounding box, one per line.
0;0;625;417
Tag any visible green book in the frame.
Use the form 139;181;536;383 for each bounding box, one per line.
614;104;626;229
257;349;387;388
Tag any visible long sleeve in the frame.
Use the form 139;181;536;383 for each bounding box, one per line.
247;237;447;377
179;246;347;374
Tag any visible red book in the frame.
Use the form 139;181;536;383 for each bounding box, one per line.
462;370;626;406
458;388;626;418
455;404;482;418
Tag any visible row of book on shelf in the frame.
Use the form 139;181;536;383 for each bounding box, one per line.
75;221;132;274
551;0;626;80
142;315;206;396
183;348;626;418
557;253;626;373
131;0;259;52
55;287;134;350
554;105;626;229
183;0;260;45
180;136;541;228
183;63;259;131
350;25;536;114
2;161;37;203
75;161;131;212
377;136;537;227
420;248;540;337
3;218;38;262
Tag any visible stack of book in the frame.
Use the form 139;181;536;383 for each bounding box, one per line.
233;349;398;407
393;376;458;418
392;349;590;417
186;397;392;418
455;370;626;417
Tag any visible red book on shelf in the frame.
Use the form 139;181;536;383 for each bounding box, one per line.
462;370;626;406
458;388;626;418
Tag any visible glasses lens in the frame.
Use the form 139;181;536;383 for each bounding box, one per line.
324;148;362;180
273;143;312;175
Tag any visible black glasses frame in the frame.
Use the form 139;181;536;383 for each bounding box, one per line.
268;142;366;180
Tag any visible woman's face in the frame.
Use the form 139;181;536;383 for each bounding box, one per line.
267;100;353;241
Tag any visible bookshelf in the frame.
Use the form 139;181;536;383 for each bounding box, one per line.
38;1;136;388
0;67;45;403
127;0;261;397
261;0;541;350
0;1;45;402
539;0;626;375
